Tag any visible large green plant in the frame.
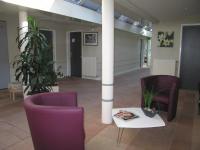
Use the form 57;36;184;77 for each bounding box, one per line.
13;16;60;94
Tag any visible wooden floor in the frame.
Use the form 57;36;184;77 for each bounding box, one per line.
0;69;200;150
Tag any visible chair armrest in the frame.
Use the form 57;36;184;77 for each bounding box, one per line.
141;78;146;107
167;83;179;121
169;83;179;103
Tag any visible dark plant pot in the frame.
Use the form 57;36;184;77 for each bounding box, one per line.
142;108;157;118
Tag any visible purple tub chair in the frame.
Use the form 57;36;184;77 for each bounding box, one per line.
141;75;180;121
24;92;85;150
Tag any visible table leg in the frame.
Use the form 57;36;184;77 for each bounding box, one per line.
12;91;15;102
9;91;12;101
117;128;124;144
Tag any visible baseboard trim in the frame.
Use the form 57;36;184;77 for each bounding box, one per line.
82;76;101;81
81;67;142;81
115;67;141;77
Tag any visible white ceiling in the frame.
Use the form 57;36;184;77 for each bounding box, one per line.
1;0;200;27
129;0;200;21
0;1;95;26
92;0;200;23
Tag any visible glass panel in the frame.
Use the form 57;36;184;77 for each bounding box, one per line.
64;0;152;31
82;0;100;11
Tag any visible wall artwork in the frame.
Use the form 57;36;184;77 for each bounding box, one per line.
83;32;98;46
157;31;174;47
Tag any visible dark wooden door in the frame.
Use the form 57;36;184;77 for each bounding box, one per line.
0;21;10;89
39;30;53;71
180;26;200;90
70;32;82;77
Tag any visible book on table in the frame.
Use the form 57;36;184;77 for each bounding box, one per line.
114;110;139;121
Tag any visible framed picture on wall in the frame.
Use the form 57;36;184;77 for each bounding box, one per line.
83;32;98;46
157;31;174;47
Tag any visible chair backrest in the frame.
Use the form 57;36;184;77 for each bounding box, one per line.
142;75;179;93
24;92;85;150
31;92;78;106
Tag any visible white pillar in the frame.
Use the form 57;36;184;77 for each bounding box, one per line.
102;0;114;124
18;10;28;52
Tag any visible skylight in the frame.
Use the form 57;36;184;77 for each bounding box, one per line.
65;0;100;11
64;0;152;31
118;15;128;22
81;0;100;11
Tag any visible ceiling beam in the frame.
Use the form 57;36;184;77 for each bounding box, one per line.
92;0;159;23
115;0;159;23
1;0;102;24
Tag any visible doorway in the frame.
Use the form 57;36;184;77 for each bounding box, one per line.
0;21;10;89
39;29;55;71
180;25;200;90
70;32;82;77
140;39;144;68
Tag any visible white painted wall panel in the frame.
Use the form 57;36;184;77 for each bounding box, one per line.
82;57;97;77
114;30;141;75
152;59;176;76
82;29;143;79
1;13;145;81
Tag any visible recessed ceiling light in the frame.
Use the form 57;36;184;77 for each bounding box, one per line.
133;21;140;26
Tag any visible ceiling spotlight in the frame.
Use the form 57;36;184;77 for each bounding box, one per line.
133;21;140;26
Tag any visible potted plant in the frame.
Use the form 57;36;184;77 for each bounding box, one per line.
13;16;62;97
142;88;157;117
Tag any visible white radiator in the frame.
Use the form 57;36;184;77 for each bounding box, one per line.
152;59;177;76
82;57;97;77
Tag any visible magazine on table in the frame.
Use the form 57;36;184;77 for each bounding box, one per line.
114;110;139;121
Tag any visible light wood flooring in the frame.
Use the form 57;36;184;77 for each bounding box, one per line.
0;69;200;150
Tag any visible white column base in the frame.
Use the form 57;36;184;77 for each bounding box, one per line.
102;101;113;124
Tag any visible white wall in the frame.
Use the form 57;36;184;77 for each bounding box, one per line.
39;20;91;76
0;13;92;82
1;12;147;82
114;30;141;75
0;14;19;82
82;27;102;79
82;28;147;79
39;20;67;75
151;15;200;76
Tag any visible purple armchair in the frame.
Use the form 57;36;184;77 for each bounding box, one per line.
141;75;180;121
24;92;85;150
